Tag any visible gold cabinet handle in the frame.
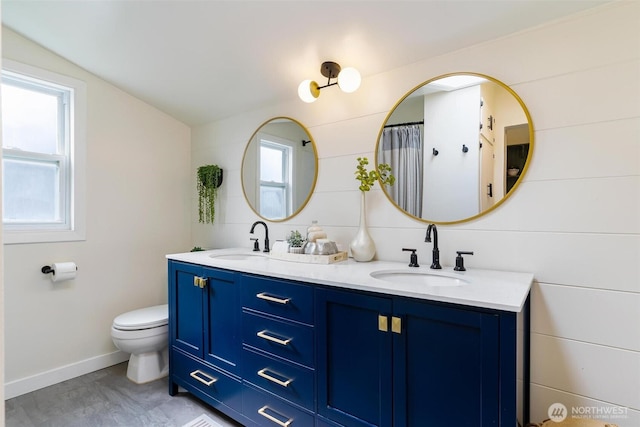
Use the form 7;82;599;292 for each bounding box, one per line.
392;316;402;334
378;315;388;332
256;292;291;305
257;368;293;388
257;406;293;427
257;330;292;346
189;369;217;386
193;277;207;288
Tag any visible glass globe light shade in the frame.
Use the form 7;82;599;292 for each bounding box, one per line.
298;80;319;103
337;67;361;93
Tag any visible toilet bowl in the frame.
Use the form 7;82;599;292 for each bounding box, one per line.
111;304;169;384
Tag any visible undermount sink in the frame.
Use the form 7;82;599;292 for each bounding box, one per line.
209;253;268;261
370;269;469;287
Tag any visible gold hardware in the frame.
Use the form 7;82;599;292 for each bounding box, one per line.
257;406;293;427
392;316;402;334
378;315;388;332
189;369;217;386
257;368;293;388
257;330;293;346
193;277;207;288
256;292;291;305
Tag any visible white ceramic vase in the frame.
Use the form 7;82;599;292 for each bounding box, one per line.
349;192;376;262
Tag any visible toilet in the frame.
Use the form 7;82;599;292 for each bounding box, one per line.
111;304;169;384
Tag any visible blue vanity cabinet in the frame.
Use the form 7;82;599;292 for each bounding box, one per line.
168;261;244;418
167;258;527;427
317;287;513;427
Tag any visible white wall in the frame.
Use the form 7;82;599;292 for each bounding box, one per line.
192;3;639;425
0;4;6;416
2;27;192;398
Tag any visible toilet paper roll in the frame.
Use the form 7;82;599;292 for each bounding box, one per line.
50;262;77;283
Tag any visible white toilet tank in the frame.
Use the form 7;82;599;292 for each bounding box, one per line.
113;304;168;331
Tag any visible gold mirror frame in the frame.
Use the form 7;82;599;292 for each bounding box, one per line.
375;72;534;225
241;117;318;222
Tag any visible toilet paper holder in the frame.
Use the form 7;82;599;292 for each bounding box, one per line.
41;264;78;275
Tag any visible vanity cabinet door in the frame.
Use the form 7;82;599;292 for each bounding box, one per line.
316;288;393;427
170;261;205;358
392;298;500;427
202;267;241;375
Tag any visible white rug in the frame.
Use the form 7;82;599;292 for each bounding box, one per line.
182;414;224;427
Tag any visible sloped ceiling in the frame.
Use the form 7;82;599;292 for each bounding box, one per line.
2;0;610;126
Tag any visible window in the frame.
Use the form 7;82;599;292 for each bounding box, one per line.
259;137;292;219
2;60;86;244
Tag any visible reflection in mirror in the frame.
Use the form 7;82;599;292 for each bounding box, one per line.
376;73;533;224
242;117;318;221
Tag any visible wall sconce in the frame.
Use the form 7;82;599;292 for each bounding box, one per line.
298;61;361;103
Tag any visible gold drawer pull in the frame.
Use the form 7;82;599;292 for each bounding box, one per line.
189;369;217;386
258;406;293;427
256;292;291;305
257;330;292;346
257;368;293;388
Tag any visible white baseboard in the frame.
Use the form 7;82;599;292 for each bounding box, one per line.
4;351;129;400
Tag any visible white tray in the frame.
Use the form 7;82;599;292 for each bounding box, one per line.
269;251;348;264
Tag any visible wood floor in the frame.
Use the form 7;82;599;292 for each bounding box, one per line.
5;363;243;427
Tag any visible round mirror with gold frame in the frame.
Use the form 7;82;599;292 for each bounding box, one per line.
376;72;534;225
242;117;318;222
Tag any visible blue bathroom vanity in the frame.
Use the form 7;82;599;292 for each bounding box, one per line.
167;249;532;427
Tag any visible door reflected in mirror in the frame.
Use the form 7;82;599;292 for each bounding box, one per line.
242;117;318;221
376;73;533;224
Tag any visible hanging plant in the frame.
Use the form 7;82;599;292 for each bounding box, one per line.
197;164;223;224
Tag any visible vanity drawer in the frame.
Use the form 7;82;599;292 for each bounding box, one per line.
243;311;314;368
317;416;345;427
243;383;315;427
243;347;314;411
171;349;242;412
242;274;314;324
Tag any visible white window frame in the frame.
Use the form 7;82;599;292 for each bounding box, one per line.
257;133;293;219
2;59;86;244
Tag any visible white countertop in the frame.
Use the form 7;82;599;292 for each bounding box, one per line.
167;248;534;312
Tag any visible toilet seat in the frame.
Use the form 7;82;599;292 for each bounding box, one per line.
113;304;168;331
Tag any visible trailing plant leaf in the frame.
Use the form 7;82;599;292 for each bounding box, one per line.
197;164;222;224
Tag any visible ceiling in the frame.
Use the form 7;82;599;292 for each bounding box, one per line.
2;0;610;126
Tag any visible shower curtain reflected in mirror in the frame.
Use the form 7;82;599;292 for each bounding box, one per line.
379;124;423;217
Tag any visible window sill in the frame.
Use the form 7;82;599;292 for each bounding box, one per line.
3;228;86;245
